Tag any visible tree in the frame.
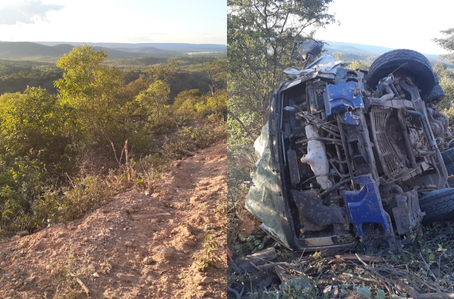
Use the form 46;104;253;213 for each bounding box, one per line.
198;59;227;96
173;89;203;109
433;29;454;110
228;0;335;146
433;62;454;111
145;59;180;84
173;89;204;122
132;80;171;128
346;60;369;71
196;89;228;120
55;45;126;148
434;28;454;63
332;52;343;61
0;87;66;162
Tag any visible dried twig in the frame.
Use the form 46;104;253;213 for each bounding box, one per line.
69;273;90;295
274;265;299;284
364;263;454;299
332;254;385;263
349;257;394;296
354;253;369;267
228;260;243;275
341;272;383;285
394;282;454;299
419;252;438;281
257;261;302;273
124;139;131;181
180;149;196;156
227;286;242;299
227;280;245;299
75;277;90;295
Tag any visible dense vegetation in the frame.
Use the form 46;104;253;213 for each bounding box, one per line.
0;45;226;238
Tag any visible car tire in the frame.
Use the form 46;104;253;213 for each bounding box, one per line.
441;148;454;176
419;188;454;223
366;49;435;97
423;74;445;102
423;84;446;102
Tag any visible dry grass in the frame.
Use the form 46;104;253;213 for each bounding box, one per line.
228;217;454;298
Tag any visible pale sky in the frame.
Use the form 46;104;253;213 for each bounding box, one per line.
315;0;454;55
0;0;227;44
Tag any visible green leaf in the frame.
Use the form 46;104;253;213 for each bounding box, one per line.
357;286;371;298
429;253;435;261
375;289;386;299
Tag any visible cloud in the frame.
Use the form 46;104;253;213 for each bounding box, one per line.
0;1;63;25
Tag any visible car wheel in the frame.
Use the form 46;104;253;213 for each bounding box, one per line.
423;74;445;102
366;49;435;97
419;188;454;223
424;84;446;102
441;148;454;176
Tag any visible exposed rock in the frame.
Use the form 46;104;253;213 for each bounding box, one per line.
194;273;215;285
184;239;197;247
161;247;175;259
181;226;192;236
142;256;154;265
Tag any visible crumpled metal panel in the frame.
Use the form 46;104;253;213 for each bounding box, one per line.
291;190;349;226
245;123;292;248
392;189;425;236
283;53;342;81
342;111;360;125
341;174;390;236
324;81;364;116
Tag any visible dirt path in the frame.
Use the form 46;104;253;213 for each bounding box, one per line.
0;141;227;299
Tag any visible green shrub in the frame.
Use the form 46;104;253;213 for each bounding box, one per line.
163;122;226;158
31;172;127;229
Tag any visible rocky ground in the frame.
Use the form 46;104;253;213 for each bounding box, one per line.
0;141;227;299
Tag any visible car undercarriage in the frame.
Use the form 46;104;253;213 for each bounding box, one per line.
246;42;454;253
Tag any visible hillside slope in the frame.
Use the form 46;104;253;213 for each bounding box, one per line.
0;42;176;60
0;141;227;298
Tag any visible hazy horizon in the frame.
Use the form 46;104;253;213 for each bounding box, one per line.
0;0;226;45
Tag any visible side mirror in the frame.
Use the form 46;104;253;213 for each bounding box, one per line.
291;40;322;64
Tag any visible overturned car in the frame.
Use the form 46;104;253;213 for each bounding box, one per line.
246;41;454;252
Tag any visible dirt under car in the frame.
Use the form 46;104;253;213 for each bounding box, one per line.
246;42;454;253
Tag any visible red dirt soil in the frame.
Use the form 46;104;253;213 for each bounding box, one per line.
0;141;227;299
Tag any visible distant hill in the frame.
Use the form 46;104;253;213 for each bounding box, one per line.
0;42;156;61
323;41;442;62
0;42;72;59
37;42;226;53
324;41;395;56
0;41;227;62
